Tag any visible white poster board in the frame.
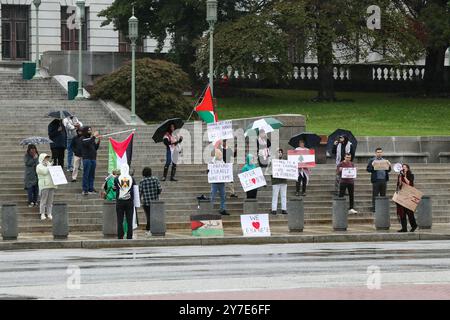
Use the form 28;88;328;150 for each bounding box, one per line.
208;163;234;183
272;159;299;180
207;120;234;142
241;214;271;237
48;165;68;185
341;167;357;179
238;167;267;192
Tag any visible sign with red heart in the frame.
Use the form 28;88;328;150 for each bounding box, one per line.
238;167;266;192
241;214;271;237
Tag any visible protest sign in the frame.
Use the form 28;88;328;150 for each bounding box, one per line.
342;167;357;179
288;149;316;168
48;165;68;185
373;160;390;171
208;163;234;183
207;120;234;142
272;159;299;180
190;214;224;237
392;183;423;212
238;167;266;192
241;214;271;237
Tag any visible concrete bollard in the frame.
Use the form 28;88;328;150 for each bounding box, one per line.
52;203;68;240
243;199;258;214
198;199;213;214
375;196;390;230
287;198;304;232
102;201;117;238
150;201;166;236
332;197;347;231
416;196;432;229
1;204;18;241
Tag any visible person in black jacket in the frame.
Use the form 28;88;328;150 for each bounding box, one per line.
162;124;183;181
366;147;391;212
114;163;136;239
48;118;67;167
81;127;102;195
70;129;83;182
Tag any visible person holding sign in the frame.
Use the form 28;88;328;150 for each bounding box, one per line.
242;154;259;199
36;153;57;220
209;149;229;215
367;147;391;212
332;135;355;195
396;164;417;232
337;153;358;214
271;149;288;215
295;140;310;197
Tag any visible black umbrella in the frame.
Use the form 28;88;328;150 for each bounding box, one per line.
289;132;321;149
327;129;358;153
20;136;53;146
48;110;73;119
152;118;185;143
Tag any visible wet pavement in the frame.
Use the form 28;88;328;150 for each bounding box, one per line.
0;240;450;299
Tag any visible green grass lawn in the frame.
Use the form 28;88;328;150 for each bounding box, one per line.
216;89;450;136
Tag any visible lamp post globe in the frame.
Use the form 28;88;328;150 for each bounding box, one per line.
128;9;139;125
75;0;85;99
32;0;42;79
206;0;218;96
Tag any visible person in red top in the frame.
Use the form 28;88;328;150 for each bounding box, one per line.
396;164;417;232
337;153;358;214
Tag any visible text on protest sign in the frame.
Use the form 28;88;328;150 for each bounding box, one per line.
342;167;357;179
373;160;390;171
48;165;68;185
241;214;271;237
208;163;234;183
272;159;299;180
392;183;423;212
207;120;234;142
238;167;266;192
288;149;316;168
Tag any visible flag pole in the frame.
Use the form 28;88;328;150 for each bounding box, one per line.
101;128;136;138
187;84;210;122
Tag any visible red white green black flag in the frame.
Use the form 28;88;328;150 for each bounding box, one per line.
194;85;218;124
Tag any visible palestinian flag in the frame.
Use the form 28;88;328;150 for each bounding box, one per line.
194;85;218;124
108;133;134;173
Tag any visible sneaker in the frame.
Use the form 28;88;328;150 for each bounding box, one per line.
82;191;88;196
67;169;73;172
281;210;288;215
88;191;97;195
71;179;77;183
230;194;238;198
28;203;34;208
219;210;230;216
410;225;418;232
40;214;46;220
271;210;277;215
145;231;151;236
301;192;306;196
47;214;53;220
348;209;358;214
295;192;300;197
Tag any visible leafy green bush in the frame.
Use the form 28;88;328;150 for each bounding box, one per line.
91;58;192;122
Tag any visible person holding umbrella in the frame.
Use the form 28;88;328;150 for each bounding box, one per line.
24;144;39;208
48;117;67;168
63;114;83;172
162;123;183;181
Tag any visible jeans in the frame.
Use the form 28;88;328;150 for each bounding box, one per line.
339;183;355;210
272;184;287;211
67;137;73;170
82;159;96;192
116;200;134;239
211;183;226;211
27;184;39;204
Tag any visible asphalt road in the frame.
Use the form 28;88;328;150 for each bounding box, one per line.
0;240;450;300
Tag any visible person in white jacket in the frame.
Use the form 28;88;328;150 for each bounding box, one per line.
63;115;83;172
36;153;57;220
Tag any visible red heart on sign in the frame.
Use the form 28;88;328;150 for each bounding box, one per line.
251;178;257;184
252;221;260;229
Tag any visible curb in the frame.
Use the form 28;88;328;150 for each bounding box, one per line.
1;232;450;251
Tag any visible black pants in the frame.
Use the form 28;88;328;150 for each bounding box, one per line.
296;174;307;193
51;148;65;168
246;189;258;199
339;183;355;210
372;181;387;211
143;205;151;231
116;200;134;239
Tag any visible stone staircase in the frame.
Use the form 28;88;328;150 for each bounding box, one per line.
0;70;449;233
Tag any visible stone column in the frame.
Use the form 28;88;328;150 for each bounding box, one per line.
150;201;166;236
287;198;304;232
417;196;432;229
243;199;258;214
1;204;18;241
53;203;68;240
332;197;347;231
375;196;390;230
102;201;117;238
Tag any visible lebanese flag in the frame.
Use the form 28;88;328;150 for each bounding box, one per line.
288;149;316;168
108;133;134;173
194;85;218;124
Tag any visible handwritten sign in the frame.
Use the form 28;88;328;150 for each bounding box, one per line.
342;167;357;179
207;120;234;142
272;159;299;180
288;149;316;168
208;163;234;183
241;214;271;237
392;183;423;212
48;165;68;185
190;214;224;237
238;167;266;192
373;160;390;171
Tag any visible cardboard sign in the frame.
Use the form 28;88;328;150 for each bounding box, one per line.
272;159;299;180
190;214;224;237
241;214;271;237
207;120;234;142
238;167;267;192
342;167;357;179
208;163;234;183
373;160;390;171
392;183;424;212
288;149;316;168
48;165;68;185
